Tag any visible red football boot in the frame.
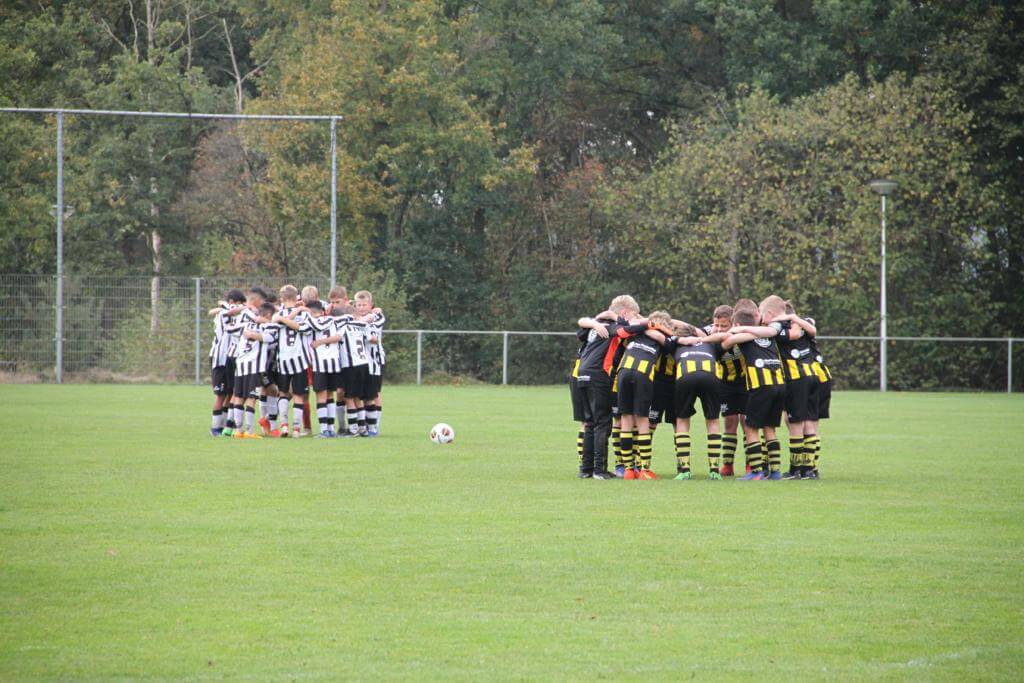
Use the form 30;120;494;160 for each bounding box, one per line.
720;464;734;477
258;416;271;436
624;468;639;480
639;469;658;480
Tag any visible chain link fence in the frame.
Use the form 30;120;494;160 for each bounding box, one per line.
0;274;1021;390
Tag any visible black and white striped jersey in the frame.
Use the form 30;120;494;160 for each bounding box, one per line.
209;303;236;369
225;307;259;359
308;315;341;374
366;310;386;373
234;322;279;376
276;307;311;374
336;316;370;368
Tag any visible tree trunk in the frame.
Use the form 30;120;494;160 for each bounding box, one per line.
150;162;161;333
727;214;740;301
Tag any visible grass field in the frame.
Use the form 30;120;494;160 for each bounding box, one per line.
1;385;1023;680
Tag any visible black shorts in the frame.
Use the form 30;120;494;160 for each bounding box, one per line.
261;370;277;390
649;380;676;424
211;364;233;396
744;385;786;429
718;380;748;416
278;371;309;395
816;380;832;420
616;368;655;417
313;371;341;393
783;376;816;422
232;372;261;399
674;372;721;421
341;365;371;400
570;376;587;422
365;372;382;400
578;376;612;427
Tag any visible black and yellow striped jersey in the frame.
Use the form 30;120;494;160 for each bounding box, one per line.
804;317;833;383
653;352;676;384
736;326;784;390
667;338;723;378
774;319;818;382
704;323;745;383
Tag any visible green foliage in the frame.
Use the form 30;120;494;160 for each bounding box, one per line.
1;0;1022;380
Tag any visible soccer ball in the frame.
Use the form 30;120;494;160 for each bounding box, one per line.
430;423;455;444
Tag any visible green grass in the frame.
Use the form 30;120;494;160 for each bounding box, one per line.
1;385;1023;680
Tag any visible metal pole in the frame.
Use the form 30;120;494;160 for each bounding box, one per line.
1009;339;1014;394
502;331;509;385
416;330;423;385
329;117;337;290
194;277;201;384
880;194;887;392
55;110;64;384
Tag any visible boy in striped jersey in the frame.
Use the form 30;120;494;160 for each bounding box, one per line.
272;285;311;438
307;300;343;438
230;302;280;439
721;302;786;479
704;304;747;476
208;289;246;435
334;304;373;436
355;290;385;436
219;288;263;437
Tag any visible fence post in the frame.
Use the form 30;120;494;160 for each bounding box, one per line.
55;110;64;384
416;330;423;385
194;277;201;384
1009;339;1014;394
502;331;509;385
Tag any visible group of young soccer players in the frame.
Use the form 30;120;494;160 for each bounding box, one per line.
570;294;832;480
208;284;387;439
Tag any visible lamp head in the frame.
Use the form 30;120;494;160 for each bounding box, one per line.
869;179;898;196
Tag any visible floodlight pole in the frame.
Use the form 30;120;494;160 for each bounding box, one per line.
55;111;64;384
870;179;897;392
880;192;887;392
330;116;338;290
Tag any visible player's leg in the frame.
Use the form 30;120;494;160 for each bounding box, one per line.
762;388;784;479
739;394;766;480
701;376;723;479
673;415;692;480
721;413;739;476
590;381;615;479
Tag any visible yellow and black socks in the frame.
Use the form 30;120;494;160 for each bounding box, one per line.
637;432;653;470
620;431;635;469
707;432;722;473
806;434;821;469
722;433;738;467
674;432;691;473
576;429;585;466
744;440;764;472
612;425;623;468
765;439;781;473
789;436;804;472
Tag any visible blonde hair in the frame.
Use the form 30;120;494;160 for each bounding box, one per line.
648;309;671;326
354;290;373;303
301;285;319;302
279;284;299;302
759;295;786;319
328;286;348;301
674;322;698;336
609;295;639;316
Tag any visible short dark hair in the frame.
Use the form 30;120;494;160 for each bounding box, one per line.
226;289;246;304
713;304;733;320
259;302;276;317
732;308;757;326
306;300;324;313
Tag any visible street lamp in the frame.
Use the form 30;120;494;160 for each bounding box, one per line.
869;179;897;392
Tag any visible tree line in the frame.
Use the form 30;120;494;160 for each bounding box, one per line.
1;1;1022;386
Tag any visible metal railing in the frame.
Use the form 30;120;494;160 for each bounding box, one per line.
0;274;1021;391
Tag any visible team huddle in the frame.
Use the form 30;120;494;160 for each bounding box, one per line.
208;284;386;439
570;295;832;480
